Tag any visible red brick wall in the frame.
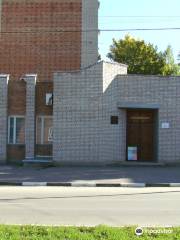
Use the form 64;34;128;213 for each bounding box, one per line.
36;145;52;157
3;0;82;160
0;0;82;82
8;80;26;115
7;145;25;162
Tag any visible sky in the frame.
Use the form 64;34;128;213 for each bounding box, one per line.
99;0;180;62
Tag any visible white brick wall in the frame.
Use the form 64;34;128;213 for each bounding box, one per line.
53;61;127;165
24;74;37;160
116;75;180;164
0;74;9;164
53;62;180;165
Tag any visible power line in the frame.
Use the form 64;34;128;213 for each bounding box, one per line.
99;27;180;32
0;27;180;34
99;15;180;18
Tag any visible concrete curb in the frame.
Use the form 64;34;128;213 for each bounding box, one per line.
0;182;179;187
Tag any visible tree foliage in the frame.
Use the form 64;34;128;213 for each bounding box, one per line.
178;52;180;66
163;45;180;75
107;35;180;76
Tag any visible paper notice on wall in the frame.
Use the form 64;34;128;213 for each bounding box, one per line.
161;122;170;129
128;147;138;161
46;93;53;106
48;127;53;142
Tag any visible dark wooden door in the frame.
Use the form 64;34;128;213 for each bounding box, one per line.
127;110;155;162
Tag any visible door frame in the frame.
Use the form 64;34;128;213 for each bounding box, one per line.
126;108;158;162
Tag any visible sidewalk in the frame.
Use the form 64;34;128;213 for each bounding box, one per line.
0;165;180;187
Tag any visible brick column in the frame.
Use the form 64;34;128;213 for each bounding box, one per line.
81;0;99;68
24;74;37;160
0;74;9;164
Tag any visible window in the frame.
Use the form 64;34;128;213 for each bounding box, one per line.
8;116;25;144
36;116;53;144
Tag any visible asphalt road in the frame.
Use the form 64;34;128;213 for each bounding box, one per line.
0;187;180;226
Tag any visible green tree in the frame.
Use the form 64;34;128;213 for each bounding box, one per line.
162;45;180;75
178;52;180;66
176;52;180;76
107;35;179;76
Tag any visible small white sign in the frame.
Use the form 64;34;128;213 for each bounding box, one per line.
48;127;53;142
128;147;138;161
46;93;53;106
161;122;170;129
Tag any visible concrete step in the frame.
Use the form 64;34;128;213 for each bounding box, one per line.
23;158;54;167
109;162;165;167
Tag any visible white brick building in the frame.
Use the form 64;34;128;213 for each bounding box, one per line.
53;62;180;165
